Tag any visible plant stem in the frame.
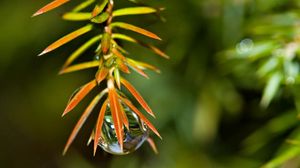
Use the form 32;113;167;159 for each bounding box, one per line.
104;0;115;79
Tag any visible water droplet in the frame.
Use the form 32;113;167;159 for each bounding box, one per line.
94;55;100;60
236;38;254;54
98;104;149;155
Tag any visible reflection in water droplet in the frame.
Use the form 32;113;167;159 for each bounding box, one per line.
98;104;149;155
236;38;254;54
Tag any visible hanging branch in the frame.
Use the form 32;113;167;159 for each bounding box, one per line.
32;0;167;155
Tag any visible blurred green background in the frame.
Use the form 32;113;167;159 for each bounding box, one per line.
2;0;300;167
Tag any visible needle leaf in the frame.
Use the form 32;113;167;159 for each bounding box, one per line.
111;22;161;40
32;0;70;17
113;7;157;17
62;80;97;116
39;24;93;56
121;78;155;117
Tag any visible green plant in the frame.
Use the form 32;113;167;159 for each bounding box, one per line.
221;3;300;167
32;0;167;156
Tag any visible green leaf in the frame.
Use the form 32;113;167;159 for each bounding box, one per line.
100;32;111;54
112;48;126;61
111;22;161;40
257;58;279;78
112;40;129;55
113;33;137;42
127;0;143;3
114;68;121;89
113;7;157;17
62;12;91;21
92;0;108;17
91;12;109;23
238;41;277;61
112;33;169;59
72;0;95;12
242;111;298;155
261;126;300;167
284;61;299;84
261;71;283;108
60;61;100;74
62;35;102;68
127;60;150;79
262;146;300;168
127;58;161;73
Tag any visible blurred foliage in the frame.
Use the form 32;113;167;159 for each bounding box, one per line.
2;0;300;168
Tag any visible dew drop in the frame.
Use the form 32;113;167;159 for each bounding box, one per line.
98;104;149;155
236;38;254;54
94;55;100;60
